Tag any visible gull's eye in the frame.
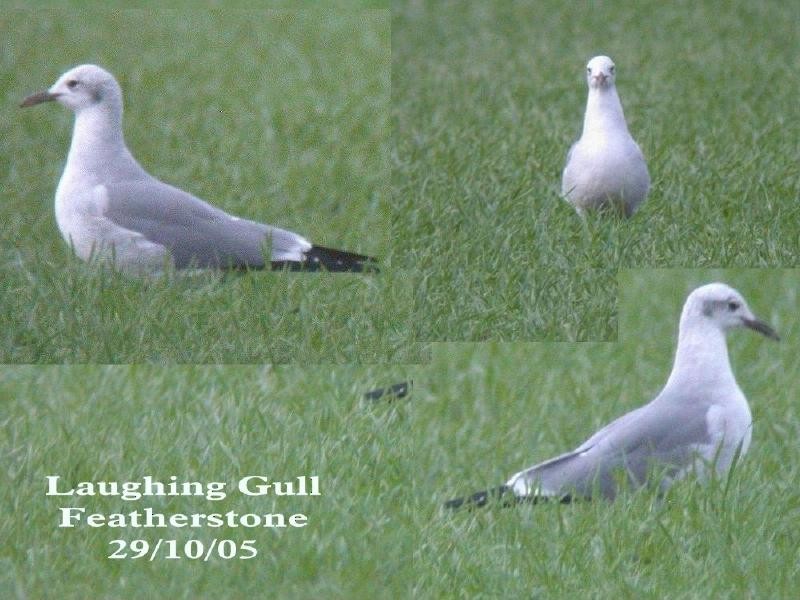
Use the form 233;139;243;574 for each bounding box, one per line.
609;65;615;73
586;67;591;73
728;301;740;311
66;79;79;89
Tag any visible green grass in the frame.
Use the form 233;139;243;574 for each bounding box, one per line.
0;9;420;363
2;269;797;597
0;365;419;598
3;1;389;9
393;0;800;341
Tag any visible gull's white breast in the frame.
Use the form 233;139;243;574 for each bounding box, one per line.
55;176;167;270
563;134;649;210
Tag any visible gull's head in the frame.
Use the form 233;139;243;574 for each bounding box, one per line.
21;64;122;113
682;283;779;340
586;55;616;90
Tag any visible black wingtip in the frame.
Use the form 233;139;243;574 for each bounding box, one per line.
444;487;574;510
444;485;512;510
363;381;412;402
272;245;379;273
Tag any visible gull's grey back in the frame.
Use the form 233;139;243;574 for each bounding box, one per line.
511;390;715;499
102;180;306;268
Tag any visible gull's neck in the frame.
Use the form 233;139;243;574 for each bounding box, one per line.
582;85;630;139
665;317;737;393
64;101;146;183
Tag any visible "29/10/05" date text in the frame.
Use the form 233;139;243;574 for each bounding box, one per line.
108;538;257;560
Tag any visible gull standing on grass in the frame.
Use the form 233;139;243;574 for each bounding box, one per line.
445;283;779;509
21;64;377;273
561;55;650;217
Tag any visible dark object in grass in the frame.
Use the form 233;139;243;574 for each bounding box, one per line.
271;245;378;273
363;381;412;402
444;486;573;510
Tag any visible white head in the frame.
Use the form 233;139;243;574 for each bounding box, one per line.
681;283;779;340
21;64;123;114
585;55;616;90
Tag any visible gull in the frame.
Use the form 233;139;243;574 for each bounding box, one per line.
21;64;377;273
562;55;650;217
445;283;779;509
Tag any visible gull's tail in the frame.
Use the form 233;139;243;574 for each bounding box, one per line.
444;486;573;510
272;245;379;273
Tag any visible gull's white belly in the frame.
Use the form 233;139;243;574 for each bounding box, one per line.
563;136;650;214
699;398;752;476
55;181;168;271
669;394;753;487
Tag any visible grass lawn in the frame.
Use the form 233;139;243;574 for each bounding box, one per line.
9;1;389;7
3;269;796;597
0;365;419;598
393;0;800;341
0;8;420;363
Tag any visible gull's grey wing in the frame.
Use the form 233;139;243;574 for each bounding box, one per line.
101;179;310;268
509;394;713;499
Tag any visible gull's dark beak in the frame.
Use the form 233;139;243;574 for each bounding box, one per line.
20;90;59;108
743;317;780;341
